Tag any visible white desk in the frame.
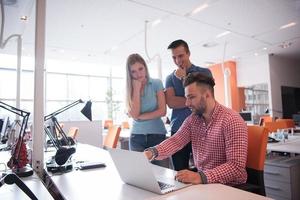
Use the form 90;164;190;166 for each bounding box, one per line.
267;135;300;154
47;144;271;200
0;151;53;200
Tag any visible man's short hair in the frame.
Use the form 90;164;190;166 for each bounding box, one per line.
183;72;215;94
167;39;190;53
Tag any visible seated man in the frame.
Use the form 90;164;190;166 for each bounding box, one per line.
145;72;248;185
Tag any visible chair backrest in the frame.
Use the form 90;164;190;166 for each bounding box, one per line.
275;119;295;129
247;125;268;171
103;119;113;129
121;121;130;129
246;125;269;196
68;127;79;139
264;121;289;133
103;125;121;149
259;115;273;126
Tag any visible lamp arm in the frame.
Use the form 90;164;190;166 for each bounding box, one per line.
44;99;83;121
50;116;71;146
44;126;59;149
0;102;30;118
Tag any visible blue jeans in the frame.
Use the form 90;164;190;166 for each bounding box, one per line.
129;134;169;168
170;131;192;171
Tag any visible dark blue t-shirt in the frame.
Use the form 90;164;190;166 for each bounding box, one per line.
165;64;212;133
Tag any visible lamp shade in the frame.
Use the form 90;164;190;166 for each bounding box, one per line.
81;100;92;121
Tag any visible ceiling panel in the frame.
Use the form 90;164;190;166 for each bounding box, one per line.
1;0;300;70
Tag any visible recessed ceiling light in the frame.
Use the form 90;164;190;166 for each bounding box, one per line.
279;42;292;49
202;42;218;48
20;16;28;21
204;61;215;66
279;22;296;30
185;3;209;16
232;56;236;59
216;31;231;38
254;53;258;56
152;19;161;27
263;47;267;50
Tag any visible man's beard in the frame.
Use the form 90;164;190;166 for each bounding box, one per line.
193;97;206;117
195;106;205;117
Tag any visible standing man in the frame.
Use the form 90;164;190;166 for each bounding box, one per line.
165;39;212;171
145;72;248;185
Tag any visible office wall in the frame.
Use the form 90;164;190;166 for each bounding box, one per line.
269;55;300;118
236;55;270;87
61;120;103;148
209;61;240;111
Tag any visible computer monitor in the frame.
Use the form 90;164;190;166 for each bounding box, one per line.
0;116;10;143
292;114;300;126
239;112;253;124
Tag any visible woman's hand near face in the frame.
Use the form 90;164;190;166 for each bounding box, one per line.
132;79;142;91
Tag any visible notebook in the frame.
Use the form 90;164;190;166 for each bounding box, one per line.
108;148;191;194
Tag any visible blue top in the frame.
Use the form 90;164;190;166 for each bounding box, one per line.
131;78;167;135
165;64;212;132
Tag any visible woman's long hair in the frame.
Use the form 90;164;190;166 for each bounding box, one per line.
125;53;150;111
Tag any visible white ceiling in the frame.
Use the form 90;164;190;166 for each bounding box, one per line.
1;0;300;72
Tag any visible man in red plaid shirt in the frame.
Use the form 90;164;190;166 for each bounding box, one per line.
145;72;248;185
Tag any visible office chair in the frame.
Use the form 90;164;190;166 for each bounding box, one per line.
103;119;113;129
275;119;295;129
103;125;121;149
259;115;273;126
121;121;130;129
264;121;288;133
68;127;79;140
235;125;268;196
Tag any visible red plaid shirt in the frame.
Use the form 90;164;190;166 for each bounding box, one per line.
156;102;248;185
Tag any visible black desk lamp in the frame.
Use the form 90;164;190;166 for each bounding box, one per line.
0;101;33;177
44;99;92;171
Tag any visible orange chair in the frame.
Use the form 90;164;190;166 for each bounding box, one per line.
275;119;295;129
68;127;79;140
121;121;130;129
235;125;268;196
103;119;113;129
103;125;121;149
264;121;289;133
259;115;273;126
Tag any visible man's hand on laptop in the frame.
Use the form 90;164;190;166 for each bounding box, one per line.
144;150;153;161
175;170;202;184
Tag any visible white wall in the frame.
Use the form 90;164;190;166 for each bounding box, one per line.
236;55;270;87
61;120;102;148
269;55;300;118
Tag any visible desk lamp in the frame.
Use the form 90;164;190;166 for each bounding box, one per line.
0;101;33;177
44;99;92;172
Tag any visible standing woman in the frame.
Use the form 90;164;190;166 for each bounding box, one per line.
126;53;168;167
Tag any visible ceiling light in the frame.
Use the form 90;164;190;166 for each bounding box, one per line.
254;53;258;56
202;42;218;48
111;46;118;51
186;3;209;16
204;61;215;66
279;42;292;49
216;31;231;38
151;19;161;27
20;16;28;21
263;47;267;50
232;56;236;59
279;22;296;30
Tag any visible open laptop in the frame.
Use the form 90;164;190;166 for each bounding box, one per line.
108;148;191;194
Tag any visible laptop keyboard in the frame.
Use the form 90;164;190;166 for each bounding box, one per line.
158;181;174;190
